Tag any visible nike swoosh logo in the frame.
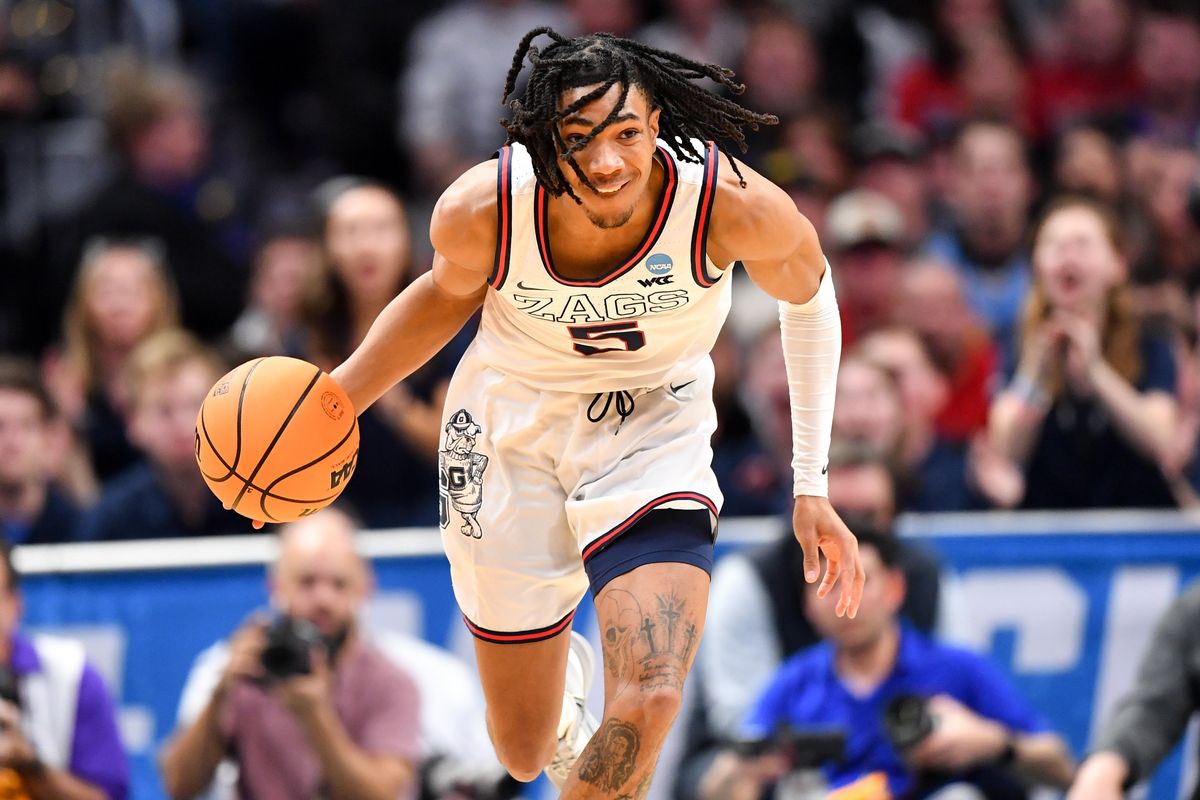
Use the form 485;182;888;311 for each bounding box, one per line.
516;280;552;292
670;379;697;393
821;464;829;475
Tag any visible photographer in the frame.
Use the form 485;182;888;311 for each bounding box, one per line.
701;529;1074;800
159;508;420;800
0;538;127;799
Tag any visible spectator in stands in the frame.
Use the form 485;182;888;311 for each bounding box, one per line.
1052;125;1123;207
160;507;420;800
832;352;906;470
988;196;1178;509
0;537;128;799
737;11;821;134
225;226;321;361
1126;143;1200;283
1067;578;1200;800
400;0;569;194
42;236;180;486
674;442;941;800
710;330;777;517
75;330;253;540
701;528;1075;800
638;0;747;81
40;63;248;346
824;189;908;348
0;358;79;545
858;326;980;511
852;121;934;249
892;0;1040;140
926;119;1036;364
1033;0;1139;137
1132;10;1200;147
302;178;463;527
898;257;999;442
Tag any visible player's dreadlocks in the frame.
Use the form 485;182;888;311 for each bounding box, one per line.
500;28;778;202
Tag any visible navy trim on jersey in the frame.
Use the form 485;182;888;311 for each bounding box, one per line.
690;142;721;288
534;146;678;287
463;609;575;644
489;146;513;290
584;508;715;596
581;491;718;562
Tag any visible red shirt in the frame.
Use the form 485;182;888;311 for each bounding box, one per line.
936;330;999;441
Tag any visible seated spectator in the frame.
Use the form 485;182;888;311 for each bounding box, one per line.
0;537;128;799
1032;0;1139;137
224;226;321;362
75;331;254;540
1052;125;1123;207
301;178;466;527
1067;578;1200;800
987;195;1178;509
37;62;248;350
0;358;79;544
674;442;941;800
824;189;908;348
858;326;981;511
160;508;420;800
42;237;181;486
703;529;1074;800
898;257;1000;442
852;121;934;249
925;119;1035;367
891;0;1040;140
1131;10;1200;147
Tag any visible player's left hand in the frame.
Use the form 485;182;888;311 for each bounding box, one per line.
792;496;864;618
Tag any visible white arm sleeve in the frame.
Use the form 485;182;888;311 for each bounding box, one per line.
778;262;841;497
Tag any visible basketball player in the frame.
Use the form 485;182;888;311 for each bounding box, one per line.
331;29;863;798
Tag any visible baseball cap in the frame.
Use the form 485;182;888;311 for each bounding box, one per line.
825;189;907;252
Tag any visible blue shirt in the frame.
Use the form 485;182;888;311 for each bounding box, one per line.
10;634;128;799
743;625;1048;797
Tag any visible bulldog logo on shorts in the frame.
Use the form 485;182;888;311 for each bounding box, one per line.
438;409;489;539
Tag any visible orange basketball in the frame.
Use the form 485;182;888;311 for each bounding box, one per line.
195;356;359;523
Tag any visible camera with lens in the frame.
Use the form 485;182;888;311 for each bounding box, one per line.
729;725;847;800
260;616;323;680
883;694;935;752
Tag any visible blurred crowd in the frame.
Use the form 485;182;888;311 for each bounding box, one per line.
1;0;1200;544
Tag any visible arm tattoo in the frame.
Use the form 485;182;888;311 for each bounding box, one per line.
578;718;641;791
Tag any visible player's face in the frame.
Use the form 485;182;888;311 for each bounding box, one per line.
556;82;661;229
1034;205;1124;314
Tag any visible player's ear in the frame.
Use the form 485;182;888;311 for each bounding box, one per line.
648;107;661;139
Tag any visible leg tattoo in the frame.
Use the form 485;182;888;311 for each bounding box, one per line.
577;719;640;791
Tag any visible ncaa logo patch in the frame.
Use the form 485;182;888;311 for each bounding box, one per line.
646;253;673;275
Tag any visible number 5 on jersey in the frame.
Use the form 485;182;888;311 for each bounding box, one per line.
568;321;647;356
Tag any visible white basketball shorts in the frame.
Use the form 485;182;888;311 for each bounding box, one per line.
436;344;723;643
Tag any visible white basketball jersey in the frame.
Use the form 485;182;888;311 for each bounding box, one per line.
469;139;733;393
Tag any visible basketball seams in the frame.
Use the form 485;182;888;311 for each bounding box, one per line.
230;366;324;513
258;416;359;521
232;358;266;475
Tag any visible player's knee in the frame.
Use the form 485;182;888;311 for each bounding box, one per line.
610;683;684;735
491;735;556;782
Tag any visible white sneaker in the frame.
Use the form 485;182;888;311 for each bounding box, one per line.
545;631;598;788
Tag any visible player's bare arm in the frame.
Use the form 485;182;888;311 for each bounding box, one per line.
708;153;864;619
331;161;495;414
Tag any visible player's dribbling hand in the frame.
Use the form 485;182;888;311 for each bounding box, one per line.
792;496;864;618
